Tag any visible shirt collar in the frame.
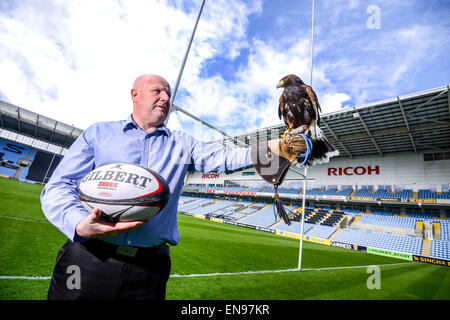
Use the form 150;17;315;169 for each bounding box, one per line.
123;114;171;136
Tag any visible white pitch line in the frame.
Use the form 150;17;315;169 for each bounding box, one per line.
0;214;49;224
170;268;300;278
0;276;51;280
0;262;415;281
169;262;416;278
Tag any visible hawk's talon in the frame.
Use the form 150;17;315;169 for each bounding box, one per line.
282;128;291;144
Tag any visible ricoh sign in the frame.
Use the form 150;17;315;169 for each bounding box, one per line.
328;165;380;176
202;173;220;179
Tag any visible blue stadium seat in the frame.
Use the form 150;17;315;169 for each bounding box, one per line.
334;229;422;255
431;240;449;259
0;139;34;178
305;224;337;239
274;221;313;234
355;188;412;199
418;189;450;199
238;204;281;228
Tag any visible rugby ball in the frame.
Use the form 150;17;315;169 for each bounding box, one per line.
78;163;170;221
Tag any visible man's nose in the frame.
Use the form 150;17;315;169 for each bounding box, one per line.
160;90;170;102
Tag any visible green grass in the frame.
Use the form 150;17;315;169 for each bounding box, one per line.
0;177;449;300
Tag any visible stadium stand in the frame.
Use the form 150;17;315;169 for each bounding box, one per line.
321;211;346;227
419;189;450;199
182;184;450;203
0;138;62;183
273;221;313;234
0;139;34;177
334;229;423;255
440;221;450;241
238;204;279;228
305;224;337;239
307;188;353;197
178;197;215;212
177;193;449;259
431;241;449;260
189;199;237;216
355;214;417;229
354;188;413;199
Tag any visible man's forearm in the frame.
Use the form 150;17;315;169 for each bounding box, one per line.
41;179;90;241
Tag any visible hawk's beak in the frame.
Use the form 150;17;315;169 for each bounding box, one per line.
276;80;284;89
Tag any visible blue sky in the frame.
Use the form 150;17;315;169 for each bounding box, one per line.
0;0;449;142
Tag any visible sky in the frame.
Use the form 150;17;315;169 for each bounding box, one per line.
0;0;449;142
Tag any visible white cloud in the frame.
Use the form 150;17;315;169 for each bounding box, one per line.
1;0;445;142
386;24;445;88
2;0;350;138
0;0;262;130
321;92;351;114
179;36;312;130
178;33;351;135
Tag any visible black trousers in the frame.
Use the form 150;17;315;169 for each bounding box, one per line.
47;239;171;300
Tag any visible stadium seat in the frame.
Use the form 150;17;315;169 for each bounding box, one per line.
431;240;449;259
238;204;282;228
334;229;422;255
177;195;449;260
354;188;413;199
418;189;450;200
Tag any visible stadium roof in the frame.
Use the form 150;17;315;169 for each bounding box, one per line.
1;84;449;158
0;100;82;155
212;85;450;159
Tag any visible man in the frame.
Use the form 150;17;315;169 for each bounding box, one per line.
41;74;309;300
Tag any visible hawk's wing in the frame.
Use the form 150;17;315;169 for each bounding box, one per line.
278;95;285;120
279;83;318;129
305;85;321;125
283;97;312;129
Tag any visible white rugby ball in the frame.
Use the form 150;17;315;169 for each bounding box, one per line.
78;163;170;221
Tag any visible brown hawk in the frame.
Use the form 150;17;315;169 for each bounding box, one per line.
277;74;339;165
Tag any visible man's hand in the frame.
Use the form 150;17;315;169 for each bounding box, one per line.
268;125;311;162
75;208;148;239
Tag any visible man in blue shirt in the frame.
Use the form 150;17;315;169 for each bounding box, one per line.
41;74;309;300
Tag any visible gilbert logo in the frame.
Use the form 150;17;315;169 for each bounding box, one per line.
82;170;153;187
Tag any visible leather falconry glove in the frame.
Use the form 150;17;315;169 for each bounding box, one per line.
250;125;312;225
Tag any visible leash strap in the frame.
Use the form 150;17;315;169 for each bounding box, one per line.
296;133;313;167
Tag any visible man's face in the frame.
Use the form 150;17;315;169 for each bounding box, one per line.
132;76;171;127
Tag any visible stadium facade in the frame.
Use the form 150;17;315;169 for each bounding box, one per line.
1;85;449;265
186;151;450;195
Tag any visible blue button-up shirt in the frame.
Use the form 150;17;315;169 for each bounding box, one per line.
41;115;252;247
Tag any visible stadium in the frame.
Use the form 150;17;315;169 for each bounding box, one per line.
0;83;449;301
1;0;449;307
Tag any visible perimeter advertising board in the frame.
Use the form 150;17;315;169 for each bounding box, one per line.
366;247;412;261
330;241;367;252
412;255;450;267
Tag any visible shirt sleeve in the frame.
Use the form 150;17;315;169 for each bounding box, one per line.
189;135;253;173
40;126;96;242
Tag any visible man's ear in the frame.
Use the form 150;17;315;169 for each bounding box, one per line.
131;88;138;102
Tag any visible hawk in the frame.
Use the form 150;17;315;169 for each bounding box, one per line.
277;74;339;165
